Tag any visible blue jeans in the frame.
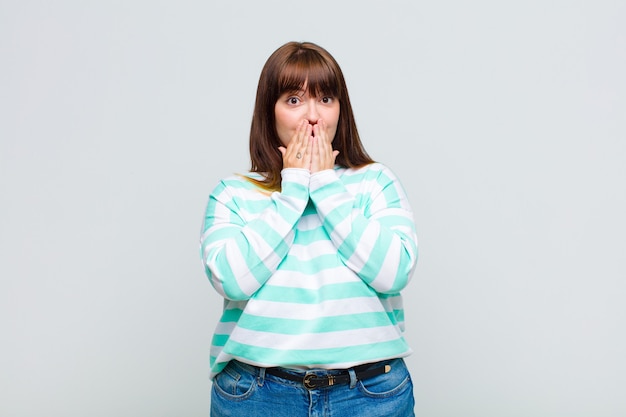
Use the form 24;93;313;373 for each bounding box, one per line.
211;358;415;417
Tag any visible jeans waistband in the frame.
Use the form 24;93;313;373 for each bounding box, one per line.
232;359;393;390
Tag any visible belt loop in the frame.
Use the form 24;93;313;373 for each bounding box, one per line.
348;368;357;389
257;367;266;387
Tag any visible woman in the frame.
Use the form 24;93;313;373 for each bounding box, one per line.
200;41;418;416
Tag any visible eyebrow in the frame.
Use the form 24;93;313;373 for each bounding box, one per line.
281;89;306;97
281;86;334;98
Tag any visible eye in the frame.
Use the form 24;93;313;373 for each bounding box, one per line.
320;96;334;104
287;96;301;105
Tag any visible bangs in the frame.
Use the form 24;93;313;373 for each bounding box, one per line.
277;52;341;98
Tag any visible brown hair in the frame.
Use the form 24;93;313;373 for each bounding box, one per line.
248;41;374;191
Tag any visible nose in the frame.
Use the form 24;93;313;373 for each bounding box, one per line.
306;100;320;124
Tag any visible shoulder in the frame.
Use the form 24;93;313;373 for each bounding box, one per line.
209;172;269;198
340;162;401;183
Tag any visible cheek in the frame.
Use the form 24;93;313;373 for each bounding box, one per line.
274;113;297;146
275;123;290;146
327;109;340;138
275;109;298;130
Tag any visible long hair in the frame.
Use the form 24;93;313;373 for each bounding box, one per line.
249;41;374;191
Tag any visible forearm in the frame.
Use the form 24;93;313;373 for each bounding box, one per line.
309;168;418;294
201;169;310;299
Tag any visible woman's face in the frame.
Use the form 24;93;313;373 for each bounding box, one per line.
274;85;340;147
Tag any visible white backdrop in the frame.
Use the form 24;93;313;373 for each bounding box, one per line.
1;1;625;416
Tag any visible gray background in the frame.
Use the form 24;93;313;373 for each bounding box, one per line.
1;1;625;416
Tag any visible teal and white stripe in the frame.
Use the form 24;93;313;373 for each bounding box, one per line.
200;163;418;378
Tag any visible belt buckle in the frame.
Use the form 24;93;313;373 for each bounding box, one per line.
303;374;318;389
303;374;335;390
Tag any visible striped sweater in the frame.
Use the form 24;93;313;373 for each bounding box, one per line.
200;163;418;378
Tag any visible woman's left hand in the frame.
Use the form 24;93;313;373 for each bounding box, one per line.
310;119;339;173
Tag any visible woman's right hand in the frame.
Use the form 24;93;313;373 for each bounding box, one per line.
278;120;312;169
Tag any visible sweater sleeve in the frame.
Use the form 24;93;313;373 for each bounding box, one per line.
200;169;310;300
308;165;418;294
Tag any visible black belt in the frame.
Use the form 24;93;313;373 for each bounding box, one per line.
265;362;392;390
